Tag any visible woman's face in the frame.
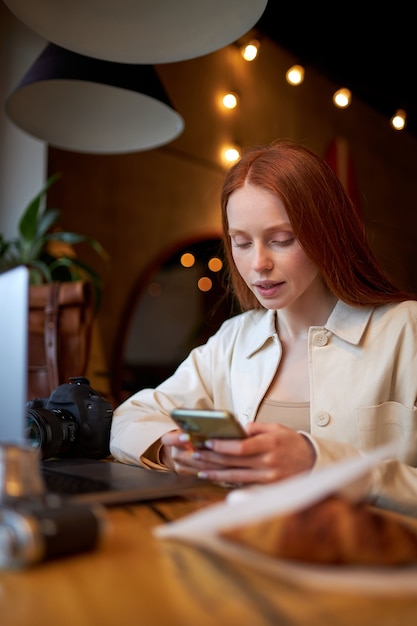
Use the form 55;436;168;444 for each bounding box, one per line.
227;182;322;311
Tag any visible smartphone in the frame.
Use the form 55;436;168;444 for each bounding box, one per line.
170;408;247;449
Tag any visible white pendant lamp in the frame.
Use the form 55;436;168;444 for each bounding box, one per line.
4;0;268;64
5;43;184;154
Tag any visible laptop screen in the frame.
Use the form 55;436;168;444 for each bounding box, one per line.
0;266;28;445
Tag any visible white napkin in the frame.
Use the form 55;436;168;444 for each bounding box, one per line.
155;443;395;540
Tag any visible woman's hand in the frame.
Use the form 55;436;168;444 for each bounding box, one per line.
160;422;316;485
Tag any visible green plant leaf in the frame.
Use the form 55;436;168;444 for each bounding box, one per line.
46;231;108;261
18;174;61;241
1;172;107;312
26;259;53;284
0;234;10;257
37;208;61;237
19;198;43;241
27;237;48;262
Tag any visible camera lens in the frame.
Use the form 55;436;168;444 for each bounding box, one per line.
26;408;78;460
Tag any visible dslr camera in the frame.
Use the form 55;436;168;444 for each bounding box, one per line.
26;377;113;460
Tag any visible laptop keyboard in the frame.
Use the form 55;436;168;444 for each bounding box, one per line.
41;468;108;495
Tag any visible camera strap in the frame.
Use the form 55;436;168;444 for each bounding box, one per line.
28;280;94;399
44;282;61;392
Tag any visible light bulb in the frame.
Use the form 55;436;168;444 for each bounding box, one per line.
180;252;195;267
241;40;259;61
222;92;238;109
222;146;240;166
390;109;407;130
285;65;305;86
208;257;223;272
333;88;352;108
198;277;212;292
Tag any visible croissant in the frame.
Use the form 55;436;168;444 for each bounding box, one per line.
220;496;417;566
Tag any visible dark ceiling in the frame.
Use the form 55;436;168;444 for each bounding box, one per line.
254;4;416;137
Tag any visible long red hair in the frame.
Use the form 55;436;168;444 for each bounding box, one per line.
221;141;414;310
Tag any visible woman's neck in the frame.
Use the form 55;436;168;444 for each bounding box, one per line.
276;289;337;340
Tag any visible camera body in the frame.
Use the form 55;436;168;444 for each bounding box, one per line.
0;497;105;569
26;377;113;460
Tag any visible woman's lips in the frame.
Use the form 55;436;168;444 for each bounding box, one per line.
254;282;284;297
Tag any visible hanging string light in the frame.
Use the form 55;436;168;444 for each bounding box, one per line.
217;42;410;169
390;109;407;131
222;145;241;166
333;88;352;108
285;65;305;86
222;92;239;109
240;40;260;62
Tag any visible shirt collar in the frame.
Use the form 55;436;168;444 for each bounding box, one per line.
244;300;374;357
324;300;374;345
245;308;278;357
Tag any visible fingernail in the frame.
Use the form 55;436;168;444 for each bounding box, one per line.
197;471;208;479
178;433;190;442
204;440;214;449
192;451;201;460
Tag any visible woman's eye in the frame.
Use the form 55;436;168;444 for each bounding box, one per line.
272;236;294;246
232;238;251;248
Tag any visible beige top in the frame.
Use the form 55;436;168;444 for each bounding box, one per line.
144;399;311;467
256;398;310;432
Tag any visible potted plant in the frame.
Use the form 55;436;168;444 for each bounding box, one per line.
0;174;108;399
0;173;107;297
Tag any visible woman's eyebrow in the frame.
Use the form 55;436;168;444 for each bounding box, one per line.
229;223;292;235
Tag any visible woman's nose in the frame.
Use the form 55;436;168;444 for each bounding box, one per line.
252;244;273;272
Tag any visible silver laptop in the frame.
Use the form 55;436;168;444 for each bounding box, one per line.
0;266;201;505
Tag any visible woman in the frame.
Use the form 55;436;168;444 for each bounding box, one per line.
110;141;417;513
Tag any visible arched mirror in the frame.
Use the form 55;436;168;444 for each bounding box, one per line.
112;236;238;403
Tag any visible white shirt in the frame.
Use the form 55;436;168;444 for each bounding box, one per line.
110;300;417;514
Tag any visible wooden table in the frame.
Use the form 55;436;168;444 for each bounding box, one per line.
1;484;417;626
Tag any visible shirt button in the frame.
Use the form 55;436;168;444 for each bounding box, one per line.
315;411;331;427
312;331;328;347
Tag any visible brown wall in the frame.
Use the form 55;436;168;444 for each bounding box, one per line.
47;35;417;401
